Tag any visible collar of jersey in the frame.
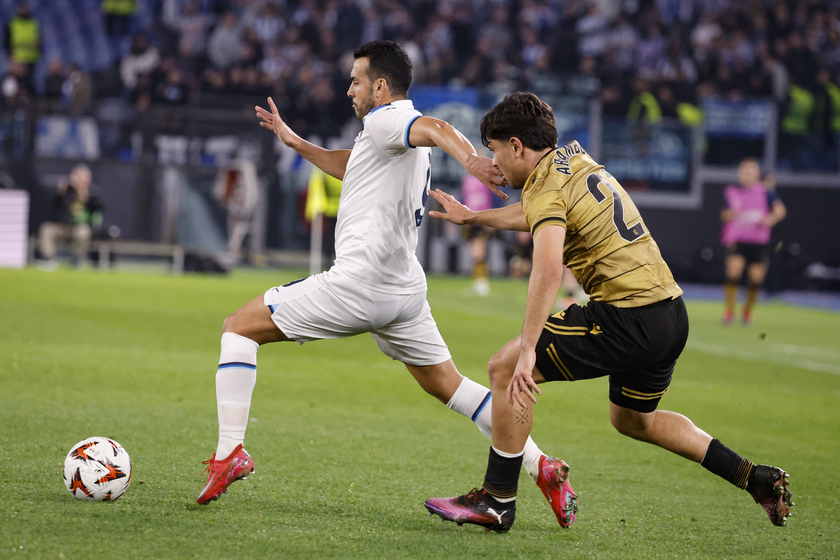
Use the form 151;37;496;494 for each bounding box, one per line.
363;100;412;123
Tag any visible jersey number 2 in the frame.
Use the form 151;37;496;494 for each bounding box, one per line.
586;171;646;243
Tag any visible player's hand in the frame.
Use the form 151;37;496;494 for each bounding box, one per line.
468;156;509;200
256;97;298;147
507;349;541;409
427;189;474;225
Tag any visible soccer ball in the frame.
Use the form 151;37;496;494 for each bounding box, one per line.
62;437;133;501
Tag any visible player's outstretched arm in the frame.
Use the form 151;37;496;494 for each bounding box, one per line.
508;224;566;408
408;116;508;200
256;97;351;180
428;189;530;231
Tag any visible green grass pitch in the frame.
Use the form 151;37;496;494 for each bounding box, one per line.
1;266;838;559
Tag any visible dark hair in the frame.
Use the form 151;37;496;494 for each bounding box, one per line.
480;92;558;151
353;40;413;97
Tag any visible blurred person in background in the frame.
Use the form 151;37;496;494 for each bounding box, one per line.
460;157;495;296
120;33;160;94
508;230;533;280
305;167;342;268
3;2;40;77
175;0;215;77
720;158;787;326
207;11;244;71
62;63;93;117
812;68;840;170
37;164;103;269
213;159;259;267
41;58;65;113
102;0;136;38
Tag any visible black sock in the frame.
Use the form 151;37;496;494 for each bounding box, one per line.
701;439;755;489
482;447;522;507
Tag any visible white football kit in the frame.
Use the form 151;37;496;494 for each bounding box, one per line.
264;100;451;366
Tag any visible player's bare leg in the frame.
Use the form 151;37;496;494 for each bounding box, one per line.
489;338;577;526
743;261;768;326
223;295;292;344
405;360;464;404
610;404;712;462
406;359;549;473
723;254;746;325
610;403;793;525
486;337;537;454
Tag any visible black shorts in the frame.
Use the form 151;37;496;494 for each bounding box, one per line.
727;242;769;266
534;297;689;413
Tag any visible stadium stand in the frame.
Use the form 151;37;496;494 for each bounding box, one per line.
2;0;837;149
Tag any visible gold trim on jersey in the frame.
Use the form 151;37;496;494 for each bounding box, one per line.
620;387;669;400
546;343;575;381
544;323;588;336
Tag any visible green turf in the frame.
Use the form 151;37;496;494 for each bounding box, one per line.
1;266;838;559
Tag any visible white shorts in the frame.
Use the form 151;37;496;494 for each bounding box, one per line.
263;272;451;367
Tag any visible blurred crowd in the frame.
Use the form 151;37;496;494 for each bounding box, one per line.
2;0;840;142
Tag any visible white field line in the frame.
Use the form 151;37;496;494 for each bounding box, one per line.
687;339;840;376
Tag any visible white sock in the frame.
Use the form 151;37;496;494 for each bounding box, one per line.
446;377;545;482
215;332;259;459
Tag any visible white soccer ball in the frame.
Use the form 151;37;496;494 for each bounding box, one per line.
62;437;133;501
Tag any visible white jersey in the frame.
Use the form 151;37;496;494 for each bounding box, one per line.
326;99;431;294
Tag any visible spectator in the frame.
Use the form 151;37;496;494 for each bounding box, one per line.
250;3;284;48
461;35;497;88
576;2;610;58
520;25;549;70
636;19;668;80
565;55;600;98
36;164;103;268
1;62;33;111
692;9;722;60
62;63;93;117
154;65;189;105
477;4;515;64
42;58;65;113
605;14;640;71
654;42;698;84
3;2;40;75
176;0;215;74
332;0;364;55
778;75;816;169
627;76;662;124
812;68;840;169
656;84;703;127
120;33;161;92
759;41;790;102
238;28;263;69
784;31;819;91
208;12;245;70
102;0;137;40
